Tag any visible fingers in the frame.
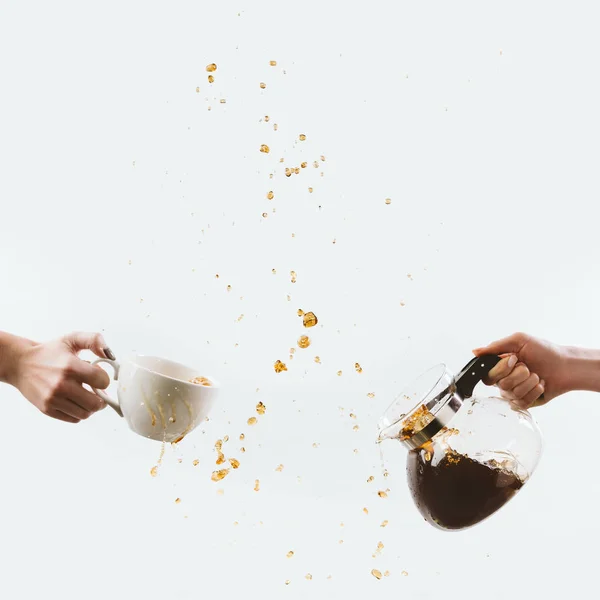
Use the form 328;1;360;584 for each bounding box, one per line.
62;380;106;413
483;354;518;385
46;407;81;424
531;382;549;407
512;373;540;399
70;359;111;389
496;363;531;391
496;370;545;410
473;332;530;357
518;381;546;408
53;397;93;421
63;331;115;360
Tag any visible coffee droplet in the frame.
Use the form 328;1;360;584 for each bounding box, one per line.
314;356;321;364
274;360;288;373
260;144;270;154
206;63;217;72
211;468;230;482
378;491;388;498
298;335;310;349
256;401;266;415
247;417;258;426
260;82;266;89
270;60;277;66
301;161;307;168
305;574;312;580
355;362;363;373
287;550;294;558
150;466;158;477
299;134;306;141
371;569;383;580
229;458;240;469
302;311;318;327
208;75;214;83
290;271;297;283
385;198;392;205
175;498;181;504
337;370;343;376
254;479;260;492
363;507;369;514
381;520;389;527
275;464;284;472
367;392;375;399
267;191;274;200
367;476;374;483
297;309;304;316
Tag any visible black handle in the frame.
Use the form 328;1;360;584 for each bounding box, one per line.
454;354;501;399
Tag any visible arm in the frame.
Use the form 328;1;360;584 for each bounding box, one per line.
0;331;35;386
0;330;112;423
474;332;600;409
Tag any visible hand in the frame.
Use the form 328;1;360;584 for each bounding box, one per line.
473;332;571;409
10;332;113;423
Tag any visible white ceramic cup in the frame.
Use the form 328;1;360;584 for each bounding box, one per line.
91;355;219;443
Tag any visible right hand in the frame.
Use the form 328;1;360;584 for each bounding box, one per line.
10;331;112;423
473;332;572;409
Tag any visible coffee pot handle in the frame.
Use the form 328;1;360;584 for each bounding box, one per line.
91;358;124;417
455;354;501;399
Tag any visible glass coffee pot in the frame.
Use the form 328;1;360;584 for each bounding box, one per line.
378;355;543;531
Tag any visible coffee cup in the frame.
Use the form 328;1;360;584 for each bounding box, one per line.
91;355;219;442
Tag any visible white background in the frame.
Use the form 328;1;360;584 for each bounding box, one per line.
1;2;600;598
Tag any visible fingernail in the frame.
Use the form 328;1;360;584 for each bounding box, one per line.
103;347;116;360
540;379;545;389
507;355;518;368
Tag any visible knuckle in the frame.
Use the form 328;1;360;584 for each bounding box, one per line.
61;361;77;379
49;379;64;398
529;373;540;386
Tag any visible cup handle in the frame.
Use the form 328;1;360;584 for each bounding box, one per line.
91;358;123;417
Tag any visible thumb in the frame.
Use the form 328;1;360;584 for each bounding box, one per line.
63;331;115;360
473;332;529;357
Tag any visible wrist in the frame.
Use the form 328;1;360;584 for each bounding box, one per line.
562;346;600;394
0;332;35;387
